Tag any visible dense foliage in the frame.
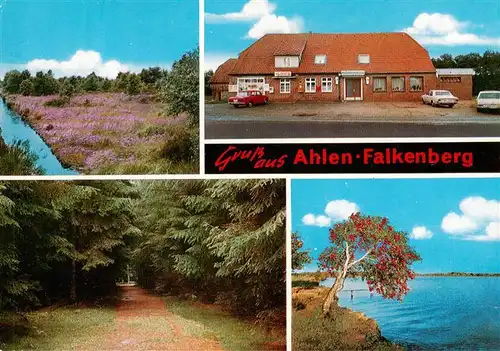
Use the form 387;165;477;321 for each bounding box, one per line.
292;232;312;271
432;51;500;95
0;146;284;325
204;69;214;96
0;180;138;311
134;179;286;319
161;48;199;127
319;213;420;315
1;68;167;97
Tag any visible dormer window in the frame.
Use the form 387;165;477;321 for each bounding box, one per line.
358;54;370;64
315;55;327;65
275;55;299;68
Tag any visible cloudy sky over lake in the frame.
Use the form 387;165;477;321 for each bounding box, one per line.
292;178;500;273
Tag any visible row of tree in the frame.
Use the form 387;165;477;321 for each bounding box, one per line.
133;179;286;319
432;51;500;95
1;67;167;97
0;143;283;321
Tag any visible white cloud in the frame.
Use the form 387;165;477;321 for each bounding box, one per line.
204;52;236;72
205;0;276;23
464;222;500;241
325;200;359;222
206;0;303;39
247;14;303;39
26;50;131;79
441;196;500;241
302;199;359;227
403;13;500;46
302;213;331;227
441;212;479;234
459;196;500;221
410;226;433;240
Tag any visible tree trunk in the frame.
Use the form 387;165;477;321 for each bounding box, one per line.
322;270;347;315
70;259;77;302
322;243;350;316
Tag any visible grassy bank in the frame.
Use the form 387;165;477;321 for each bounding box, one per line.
3;93;197;174
292;287;402;351
164;297;285;351
1;307;115;350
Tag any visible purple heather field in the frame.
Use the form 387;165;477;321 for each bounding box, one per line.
9;93;187;173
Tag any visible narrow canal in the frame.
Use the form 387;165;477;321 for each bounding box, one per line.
0;100;78;175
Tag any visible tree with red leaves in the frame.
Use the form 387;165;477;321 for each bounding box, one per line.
318;212;421;315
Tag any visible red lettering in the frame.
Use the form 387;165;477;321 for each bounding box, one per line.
215;145;237;171
294;149;308;164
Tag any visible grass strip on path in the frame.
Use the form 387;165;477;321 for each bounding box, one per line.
164;297;285;351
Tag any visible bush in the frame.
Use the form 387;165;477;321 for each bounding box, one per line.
44;97;70;107
160;125;198;163
0;139;43;175
19;79;35;96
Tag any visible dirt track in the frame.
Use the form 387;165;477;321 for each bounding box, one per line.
103;286;222;350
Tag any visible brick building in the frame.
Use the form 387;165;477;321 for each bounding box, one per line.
208;58;237;101
436;68;475;100
213;32;474;102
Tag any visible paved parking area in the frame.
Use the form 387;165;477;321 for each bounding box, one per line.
205;101;499;120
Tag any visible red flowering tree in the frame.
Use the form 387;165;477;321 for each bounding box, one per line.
318;212;421;315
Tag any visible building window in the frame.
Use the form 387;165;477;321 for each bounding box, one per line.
440;76;461;83
315;55;327;64
373;77;387;92
391;77;405;92
237;77;265;92
321;77;333;92
410;76;423;91
305;78;316;93
283;57;291;67
280;79;291;93
358;54;370;64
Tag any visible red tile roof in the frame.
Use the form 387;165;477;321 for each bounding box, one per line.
210;58;237;84
230;33;436;75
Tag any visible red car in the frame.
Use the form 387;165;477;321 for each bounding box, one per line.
228;90;269;107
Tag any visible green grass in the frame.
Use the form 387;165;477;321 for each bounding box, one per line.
164;297;284;351
3;307;115;350
293;307;402;351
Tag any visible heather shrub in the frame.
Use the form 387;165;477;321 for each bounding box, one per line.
44;97;70;107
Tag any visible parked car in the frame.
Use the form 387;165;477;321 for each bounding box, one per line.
421;90;459;107
228;90;269;107
476;91;500;113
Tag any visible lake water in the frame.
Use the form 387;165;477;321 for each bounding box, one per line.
321;277;500;350
0;100;77;175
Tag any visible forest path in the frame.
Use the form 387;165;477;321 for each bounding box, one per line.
103;285;223;350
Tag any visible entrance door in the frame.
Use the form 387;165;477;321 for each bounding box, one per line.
345;78;362;100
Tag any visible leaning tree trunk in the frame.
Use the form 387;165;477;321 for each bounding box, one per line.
322;243;350;316
322;271;347;315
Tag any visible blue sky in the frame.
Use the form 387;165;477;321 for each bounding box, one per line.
292;178;500;274
0;0;198;78
205;0;500;70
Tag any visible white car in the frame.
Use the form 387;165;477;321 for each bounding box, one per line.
421;90;459;107
476;91;500;113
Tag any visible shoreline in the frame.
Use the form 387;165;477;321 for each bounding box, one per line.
292;286;402;350
0;94;78;173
